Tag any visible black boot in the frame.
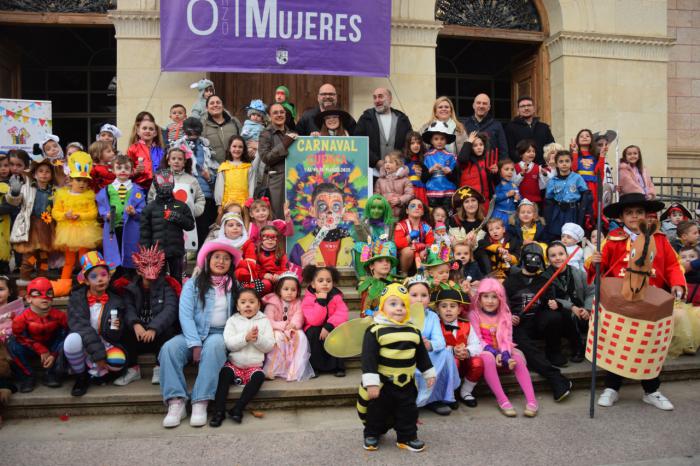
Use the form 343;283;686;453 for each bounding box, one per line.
18;374;35;393
71;372;90;397
209;411;226;427
228;407;243;423
44;370;62;388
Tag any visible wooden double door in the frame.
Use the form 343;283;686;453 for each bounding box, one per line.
211;73;349;123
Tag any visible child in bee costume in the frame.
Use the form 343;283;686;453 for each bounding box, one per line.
357;283;436;452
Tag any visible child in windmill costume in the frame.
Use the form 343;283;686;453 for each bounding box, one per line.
588;193;686;411
358;237;399;317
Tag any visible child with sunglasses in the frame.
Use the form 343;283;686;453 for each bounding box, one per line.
10;277;67;392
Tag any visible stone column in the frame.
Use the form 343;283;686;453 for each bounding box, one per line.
544;0;674;176
108;0;202;152
348;0;442;126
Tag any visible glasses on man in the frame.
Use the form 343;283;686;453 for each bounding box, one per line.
518;103;534;108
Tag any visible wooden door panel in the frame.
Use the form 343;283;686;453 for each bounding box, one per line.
211;73;349;123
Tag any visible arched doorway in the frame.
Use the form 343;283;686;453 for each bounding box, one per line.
435;0;549;125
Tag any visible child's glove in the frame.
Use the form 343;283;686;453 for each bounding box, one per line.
165;209;185;224
9;175;22;196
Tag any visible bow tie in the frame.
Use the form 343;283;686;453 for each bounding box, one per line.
444;324;460;332
87;293;109;307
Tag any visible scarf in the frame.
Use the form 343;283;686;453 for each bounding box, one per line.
210;275;232;297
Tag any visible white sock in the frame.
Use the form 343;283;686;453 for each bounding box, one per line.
460;378;476;399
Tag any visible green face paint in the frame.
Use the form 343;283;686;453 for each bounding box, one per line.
369;201;385;220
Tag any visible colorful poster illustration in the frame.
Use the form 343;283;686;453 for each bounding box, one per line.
0;99;52;152
285;136;370;267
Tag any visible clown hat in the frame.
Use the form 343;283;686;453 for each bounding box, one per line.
360;236;398;267
67;151;93;179
78;251;115;284
452;185;485;209
660;202;692;222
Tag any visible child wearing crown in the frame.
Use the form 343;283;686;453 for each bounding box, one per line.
357;283;435;452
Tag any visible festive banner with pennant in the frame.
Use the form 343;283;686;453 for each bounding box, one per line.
0;99;52;152
161;0;391;76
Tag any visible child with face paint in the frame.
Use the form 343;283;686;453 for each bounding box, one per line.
394;198;434;275
63;251;129;397
97;155;146;277
351;194;395;278
358;237;399;317
290;183;355;268
357;283;435;452
406;275;461;417
51;151;103;296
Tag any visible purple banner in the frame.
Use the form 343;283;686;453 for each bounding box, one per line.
161;0;391;77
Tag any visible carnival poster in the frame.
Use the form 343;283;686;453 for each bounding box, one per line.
285;136;370;266
0;99;52;152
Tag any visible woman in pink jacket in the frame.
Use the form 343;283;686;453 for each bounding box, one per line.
263;272;315;381
301;265;349;377
618;145;656;199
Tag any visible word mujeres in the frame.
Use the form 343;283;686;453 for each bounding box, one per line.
187;0;363;42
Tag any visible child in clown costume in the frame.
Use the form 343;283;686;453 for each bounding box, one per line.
63;251;131;397
51;151;102;296
357;283;435;452
358;237;400;317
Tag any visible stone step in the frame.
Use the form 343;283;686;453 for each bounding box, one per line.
7;353;700;419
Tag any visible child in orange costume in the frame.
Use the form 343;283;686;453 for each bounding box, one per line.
51;151;102;296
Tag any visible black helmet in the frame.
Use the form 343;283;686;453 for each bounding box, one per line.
521;242;545;274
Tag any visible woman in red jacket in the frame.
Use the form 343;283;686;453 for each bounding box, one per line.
394;198;434;275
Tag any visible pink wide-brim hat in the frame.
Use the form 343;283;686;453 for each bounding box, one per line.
196;239;242;270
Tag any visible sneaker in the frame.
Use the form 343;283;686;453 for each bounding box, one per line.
151;366;160;385
642;391;674;411
163;398;187;428
363;436;379;451
597;388;619;407
553;379;573;402
71;372;90;397
113;366;142;386
396;439;425;452
523;403;539;417
426;402;451;416
190;400;208;427
499;401;517;417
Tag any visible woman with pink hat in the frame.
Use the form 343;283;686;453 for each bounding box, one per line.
159;239;241;428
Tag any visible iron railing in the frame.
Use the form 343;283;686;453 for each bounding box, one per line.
651;177;700;217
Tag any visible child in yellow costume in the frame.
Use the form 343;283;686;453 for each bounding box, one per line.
51;151;102;296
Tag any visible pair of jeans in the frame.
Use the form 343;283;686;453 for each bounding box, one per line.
158;328;227;403
9;333;66;377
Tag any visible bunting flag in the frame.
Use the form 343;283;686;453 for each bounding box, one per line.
0;99;52;152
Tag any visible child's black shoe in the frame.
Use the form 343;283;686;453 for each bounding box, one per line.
334;369;346;377
18;375;35;393
228;408;243;423
71;372;90;397
426;401;451;416
43;371;62;388
363;437;379;451
209;411;226;428
397;438;425;452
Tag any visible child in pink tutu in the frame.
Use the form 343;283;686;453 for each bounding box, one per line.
262;272;314;381
468;278;538;418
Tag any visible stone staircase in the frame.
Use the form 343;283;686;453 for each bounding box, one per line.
6;268;700;419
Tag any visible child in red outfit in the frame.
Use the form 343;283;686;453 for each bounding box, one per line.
236;225;290;295
514;139;545;205
10;277;67;392
88;140;116;193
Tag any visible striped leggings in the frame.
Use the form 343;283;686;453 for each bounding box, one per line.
63;332;126;377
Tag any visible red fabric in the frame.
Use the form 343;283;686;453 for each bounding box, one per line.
319;240;340;267
90;164;116;193
439;320;484;382
12;308;67;356
514;162;542;203
235;240;289;282
459;158;492;203
126;141;154;190
393;220;434;250
413;186;428;206
586;228;687;291
87;293;109;307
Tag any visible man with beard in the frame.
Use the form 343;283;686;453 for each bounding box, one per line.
503;243;573;402
296;83;357;136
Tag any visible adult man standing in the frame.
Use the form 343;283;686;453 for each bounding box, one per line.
354;88;412;175
505;96;554;164
296;83;357;136
463;93;508;159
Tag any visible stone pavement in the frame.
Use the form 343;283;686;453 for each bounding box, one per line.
2;380;699;466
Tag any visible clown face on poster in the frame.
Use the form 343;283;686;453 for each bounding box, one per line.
160;0;391;76
285;136;370;268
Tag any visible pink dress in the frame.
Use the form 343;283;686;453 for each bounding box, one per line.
262;293;315;381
